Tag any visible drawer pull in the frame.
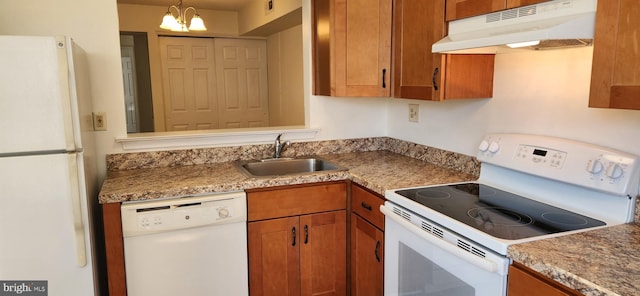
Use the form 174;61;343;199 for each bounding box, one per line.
292;226;297;246
361;201;373;211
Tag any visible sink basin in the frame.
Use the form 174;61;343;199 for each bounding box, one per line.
235;157;345;177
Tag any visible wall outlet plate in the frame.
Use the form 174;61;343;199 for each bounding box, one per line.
93;112;107;131
409;104;419;123
265;0;274;14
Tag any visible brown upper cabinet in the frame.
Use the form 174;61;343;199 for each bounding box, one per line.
312;0;392;97
392;0;495;101
589;0;640;110
313;0;495;100
445;0;550;21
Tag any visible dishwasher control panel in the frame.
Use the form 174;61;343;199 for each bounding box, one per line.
121;191;247;237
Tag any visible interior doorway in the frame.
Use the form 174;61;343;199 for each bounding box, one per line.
120;32;154;133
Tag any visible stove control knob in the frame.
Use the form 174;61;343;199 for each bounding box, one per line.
478;140;490;152
488;141;500;153
217;207;230;219
586;159;604;174
606;163;624;180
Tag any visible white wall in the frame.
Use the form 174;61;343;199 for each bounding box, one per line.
267;25;305;126
388;47;640;157
299;1;388;141
0;0;126;181
238;0;302;34
4;0;638;183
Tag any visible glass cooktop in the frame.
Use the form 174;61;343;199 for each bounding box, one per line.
394;183;606;240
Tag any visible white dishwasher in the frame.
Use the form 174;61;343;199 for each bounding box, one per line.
121;191;248;296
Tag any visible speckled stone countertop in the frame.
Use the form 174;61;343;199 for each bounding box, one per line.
508;222;640;296
99;137;480;203
99;137;640;295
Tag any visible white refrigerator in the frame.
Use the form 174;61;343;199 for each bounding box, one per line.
0;36;99;295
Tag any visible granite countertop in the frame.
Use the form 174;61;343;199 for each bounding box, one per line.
508;223;640;296
98;137;640;295
98;150;478;203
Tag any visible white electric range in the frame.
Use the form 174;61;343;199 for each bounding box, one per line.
381;133;640;296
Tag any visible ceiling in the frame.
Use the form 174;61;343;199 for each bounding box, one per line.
116;0;253;10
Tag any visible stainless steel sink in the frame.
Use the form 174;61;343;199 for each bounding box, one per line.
235;157;345;177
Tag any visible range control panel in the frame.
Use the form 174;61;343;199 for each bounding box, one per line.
477;133;640;196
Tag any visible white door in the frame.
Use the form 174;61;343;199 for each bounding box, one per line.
159;37;218;131
214;38;269;128
121;55;139;133
0;153;95;295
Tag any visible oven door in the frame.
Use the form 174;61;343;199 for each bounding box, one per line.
381;203;510;296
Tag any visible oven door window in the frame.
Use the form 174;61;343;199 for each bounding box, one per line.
399;242;474;295
384;215;508;296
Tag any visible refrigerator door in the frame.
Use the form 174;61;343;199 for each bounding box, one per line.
0;153;95;295
0;36;80;155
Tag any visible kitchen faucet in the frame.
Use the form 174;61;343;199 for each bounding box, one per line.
273;134;290;158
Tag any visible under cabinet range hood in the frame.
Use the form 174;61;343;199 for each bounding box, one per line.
433;0;597;54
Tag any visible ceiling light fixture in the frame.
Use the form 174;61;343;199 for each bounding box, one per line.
160;0;207;32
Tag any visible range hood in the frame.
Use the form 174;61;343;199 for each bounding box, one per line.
432;0;597;54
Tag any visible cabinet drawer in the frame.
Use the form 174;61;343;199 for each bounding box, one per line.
351;184;385;230
247;182;347;221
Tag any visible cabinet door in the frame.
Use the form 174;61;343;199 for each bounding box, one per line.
589;0;640;110
248;217;301;296
445;0;505;21
313;0;392;97
440;54;495;99
300;211;347;296
393;0;495;101
508;263;581;296
392;0;444;100
337;0;392;97
350;214;384;296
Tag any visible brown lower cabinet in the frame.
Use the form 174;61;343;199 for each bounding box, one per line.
350;183;385;296
247;182;347;296
508;262;582;296
350;214;384;296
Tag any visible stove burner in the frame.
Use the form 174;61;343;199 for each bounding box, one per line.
415;189;451;200
541;212;589;226
467;207;534;227
393;183;607;241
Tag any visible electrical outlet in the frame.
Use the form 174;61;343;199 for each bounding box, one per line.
93;112;107;131
265;0;274;14
408;104;419;123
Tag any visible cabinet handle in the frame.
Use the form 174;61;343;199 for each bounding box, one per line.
375;240;381;262
382;68;387;89
360;201;373;211
432;67;439;91
304;225;309;244
292;226;297;246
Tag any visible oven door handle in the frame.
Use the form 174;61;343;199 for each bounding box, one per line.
380;205;499;274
